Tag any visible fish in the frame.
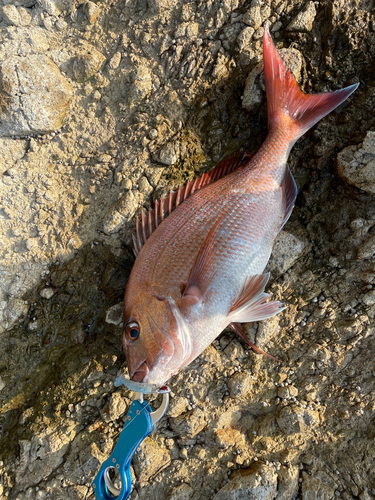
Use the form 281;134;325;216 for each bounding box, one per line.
122;24;358;387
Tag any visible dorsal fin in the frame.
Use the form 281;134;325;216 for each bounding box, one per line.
133;149;250;256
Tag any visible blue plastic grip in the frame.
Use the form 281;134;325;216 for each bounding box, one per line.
92;399;154;500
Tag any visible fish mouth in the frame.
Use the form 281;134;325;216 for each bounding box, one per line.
130;362;149;383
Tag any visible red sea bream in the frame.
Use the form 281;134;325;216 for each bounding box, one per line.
122;25;358;387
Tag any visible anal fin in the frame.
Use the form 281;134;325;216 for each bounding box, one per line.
229;322;281;363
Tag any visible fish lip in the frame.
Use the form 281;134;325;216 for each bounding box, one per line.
131;362;149;383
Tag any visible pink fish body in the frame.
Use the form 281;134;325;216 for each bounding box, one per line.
122;25;358;386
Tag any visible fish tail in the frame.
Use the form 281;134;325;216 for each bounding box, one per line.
263;23;358;141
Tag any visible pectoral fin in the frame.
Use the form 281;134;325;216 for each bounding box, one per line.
228;273;285;323
182;217;222;304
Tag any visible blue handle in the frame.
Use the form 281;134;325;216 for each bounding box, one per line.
92;399;154;500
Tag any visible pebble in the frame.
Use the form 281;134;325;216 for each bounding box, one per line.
39;288;55;299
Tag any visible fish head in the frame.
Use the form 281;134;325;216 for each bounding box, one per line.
122;289;192;386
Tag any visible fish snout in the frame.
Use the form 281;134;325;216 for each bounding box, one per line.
130;362;149;382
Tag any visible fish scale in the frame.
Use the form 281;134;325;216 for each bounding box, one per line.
121;24;358;387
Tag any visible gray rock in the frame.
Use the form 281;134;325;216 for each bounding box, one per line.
277;385;298;399
132;437;170;482
213;462;277;500
362;291;375;306
266;230;311;278
168;483;194;500
36;0;63;16
101;392;127;422
15;421;81;487
147;0;180;13
1;5;31;26
336;132;375;194
243;5;262;30
287;1;316;32
108;52;121;70
39;287;55;299
138;176;152;194
277;465;299;500
276;405;320;434
357;234;375;260
0;376;5;391
159;140;180;165
256;315;279;348
102;190;138;234
72;49;106;82
3;0;35;7
4;298;28;326
302;471;337;500
169;407;206;438
227;372;252;398
105;302;123;325
236;27;255;51
55;18;67;31
0;54;73;137
167;396;189;417
127;65;153;108
83;1;99;23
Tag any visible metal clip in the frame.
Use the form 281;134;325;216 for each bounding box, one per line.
91;384;169;500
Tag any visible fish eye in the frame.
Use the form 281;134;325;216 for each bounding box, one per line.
126;321;140;341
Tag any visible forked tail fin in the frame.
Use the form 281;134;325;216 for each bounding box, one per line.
263;23;358;140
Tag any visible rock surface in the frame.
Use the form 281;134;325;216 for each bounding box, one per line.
336;131;375;194
213;462;278;500
0;1;374;500
0;54;73;136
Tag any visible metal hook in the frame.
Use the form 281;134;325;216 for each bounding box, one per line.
92;385;169;500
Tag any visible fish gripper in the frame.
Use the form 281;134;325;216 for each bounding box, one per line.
92;385;169;500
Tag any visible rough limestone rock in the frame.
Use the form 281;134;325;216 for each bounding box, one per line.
213;463;278;500
101;392;127;422
237;26;255;51
72;49;106;82
15;420;80;488
227;372;252;398
168;483;194;500
1;5;31;26
336;131;375;194
287;1;317;32
243;4;262;30
105;302;124;326
159;140;180;165
132;437;170;482
127;65;153;108
169;407;207;438
277;465;299;500
302;471;337;500
266;230;311;278
276;405;320;434
0;54;73;136
256;315;280;348
83;1;100;24
36;0;63;15
357;234;375;260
